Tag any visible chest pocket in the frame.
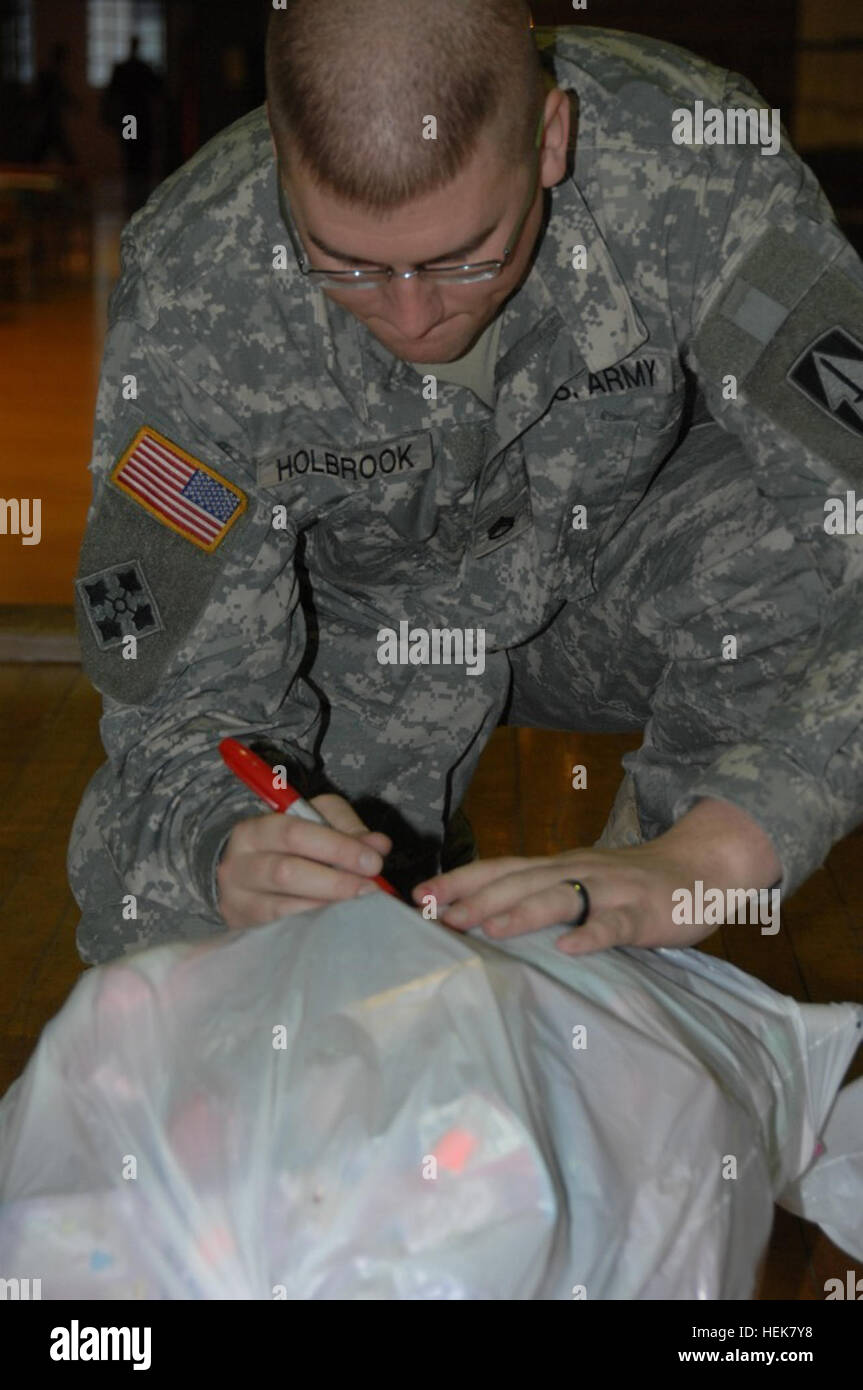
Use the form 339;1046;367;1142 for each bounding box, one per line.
547;354;690;599
310;465;440;592
306;423;488;607
556;410;641;600
471;441;534;559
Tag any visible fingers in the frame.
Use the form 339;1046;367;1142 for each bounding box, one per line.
307;795;394;861
309;792;370;836
477;878;597;939
555;911;622;956
412;857;528;911
229;811;385;878
303;795;393;857
555;909;634;956
224;848;381;902
358;831;394;857
416;854;641;950
419;846;715;956
217;808;393;930
423;865;581;936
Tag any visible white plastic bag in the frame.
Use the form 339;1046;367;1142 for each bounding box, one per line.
0;894;860;1299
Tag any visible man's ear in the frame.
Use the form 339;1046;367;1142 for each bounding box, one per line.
539;86;571;189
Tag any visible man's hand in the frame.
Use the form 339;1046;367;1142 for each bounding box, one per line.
217;795;392;929
412;798;782;956
414;842;720;954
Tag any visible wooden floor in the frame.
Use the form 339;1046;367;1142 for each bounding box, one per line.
0;202;120;606
0;642;860;1300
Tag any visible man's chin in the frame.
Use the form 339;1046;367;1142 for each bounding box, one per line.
365;317;481;364
383;331;478;364
400;343;466;363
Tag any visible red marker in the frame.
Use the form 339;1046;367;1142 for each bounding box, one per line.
219;737;400;898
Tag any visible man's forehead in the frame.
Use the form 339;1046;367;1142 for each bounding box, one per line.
285;146;515;261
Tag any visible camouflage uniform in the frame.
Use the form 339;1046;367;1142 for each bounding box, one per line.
69;27;863;963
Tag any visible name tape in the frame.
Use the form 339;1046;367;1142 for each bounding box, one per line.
257;433;434;488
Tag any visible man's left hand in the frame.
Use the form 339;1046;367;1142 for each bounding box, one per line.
411;798;782;956
413;842;719;954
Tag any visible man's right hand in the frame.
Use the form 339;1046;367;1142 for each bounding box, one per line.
216;795;393;929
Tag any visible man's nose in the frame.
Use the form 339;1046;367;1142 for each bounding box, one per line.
380;274;445;338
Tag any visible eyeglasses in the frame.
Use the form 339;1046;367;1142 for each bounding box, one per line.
277;111;545;290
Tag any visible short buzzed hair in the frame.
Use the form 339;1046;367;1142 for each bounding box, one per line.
266;0;545;211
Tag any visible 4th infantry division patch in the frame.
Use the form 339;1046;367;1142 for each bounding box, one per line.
76;561;162;649
110;426;247;551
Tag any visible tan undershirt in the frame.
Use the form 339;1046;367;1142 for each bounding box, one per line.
409;311;503;409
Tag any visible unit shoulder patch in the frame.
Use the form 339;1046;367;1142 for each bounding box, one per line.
695;238;863;471
787;327;863;440
110;426;247;551
76;560;163;650
77;425;260;704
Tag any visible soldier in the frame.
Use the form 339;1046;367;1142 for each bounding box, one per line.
70;1;863;965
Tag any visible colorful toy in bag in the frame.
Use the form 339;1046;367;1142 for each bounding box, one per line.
0;892;860;1298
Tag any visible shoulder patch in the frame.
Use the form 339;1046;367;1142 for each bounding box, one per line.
693;225;863;470
787;327;863;440
76;561;162;650
110;426;247;551
76;420;265;705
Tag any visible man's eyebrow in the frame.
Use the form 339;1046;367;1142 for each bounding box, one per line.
306;220;500;267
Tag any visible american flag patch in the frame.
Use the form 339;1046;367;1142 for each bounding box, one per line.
110;427;247;552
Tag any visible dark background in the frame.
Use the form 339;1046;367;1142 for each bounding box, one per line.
0;0;861;245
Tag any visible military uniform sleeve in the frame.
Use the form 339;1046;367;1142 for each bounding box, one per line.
68;228;321;963
665;69;863;894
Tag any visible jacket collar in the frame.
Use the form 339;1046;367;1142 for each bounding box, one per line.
487;166;649;455
269;150;649;432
